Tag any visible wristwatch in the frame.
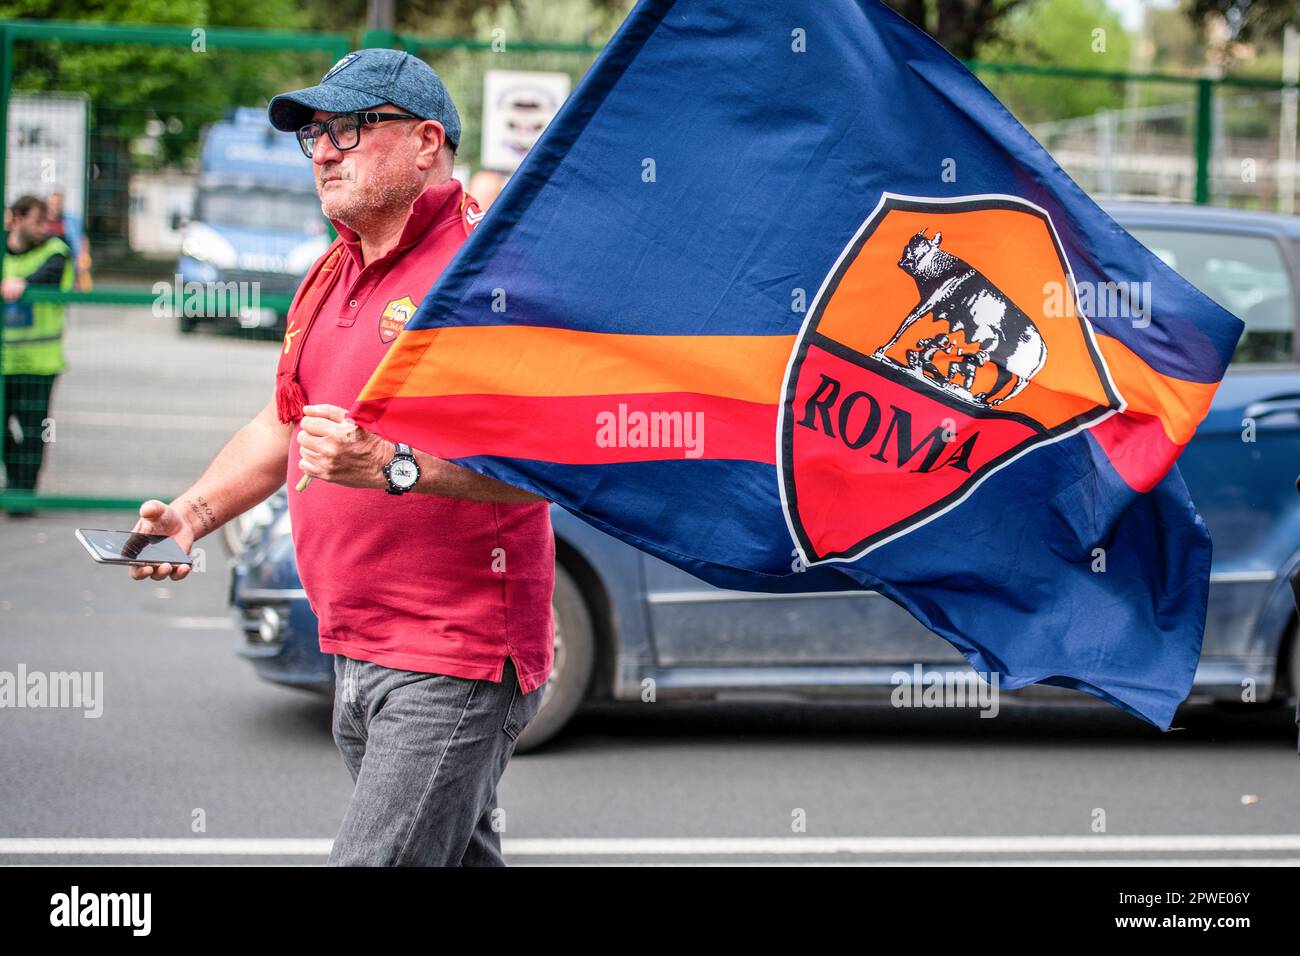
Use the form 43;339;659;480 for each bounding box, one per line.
382;442;420;495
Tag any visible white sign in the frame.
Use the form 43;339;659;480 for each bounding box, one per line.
6;93;89;221
481;70;570;173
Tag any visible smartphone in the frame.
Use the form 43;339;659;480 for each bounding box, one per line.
75;529;193;567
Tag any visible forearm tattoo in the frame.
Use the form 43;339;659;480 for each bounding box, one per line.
187;496;217;534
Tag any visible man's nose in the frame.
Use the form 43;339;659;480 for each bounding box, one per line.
312;133;344;166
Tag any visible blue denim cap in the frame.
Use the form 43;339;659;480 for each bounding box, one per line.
268;48;461;148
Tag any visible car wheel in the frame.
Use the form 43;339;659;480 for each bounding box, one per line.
1286;616;1300;699
220;517;247;558
512;563;595;753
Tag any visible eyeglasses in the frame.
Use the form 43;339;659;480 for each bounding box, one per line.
295;110;420;158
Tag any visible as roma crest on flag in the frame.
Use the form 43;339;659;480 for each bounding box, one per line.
779;194;1123;564
379;295;418;344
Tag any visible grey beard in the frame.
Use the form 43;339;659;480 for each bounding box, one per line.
322;176;425;231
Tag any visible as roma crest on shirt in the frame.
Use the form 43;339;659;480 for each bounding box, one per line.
778;194;1122;564
379;295;418;344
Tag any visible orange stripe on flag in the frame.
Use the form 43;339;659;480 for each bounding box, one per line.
1094;335;1218;445
359;325;797;405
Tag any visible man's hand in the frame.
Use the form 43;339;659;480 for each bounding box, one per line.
128;500;197;582
296;402;544;504
1;277;27;303
296;403;390;490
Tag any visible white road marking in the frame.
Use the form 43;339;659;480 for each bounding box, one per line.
2;835;1299;857
521;858;1300;867
0;839;332;856
169;617;236;630
54;410;251;432
507;835;1300;854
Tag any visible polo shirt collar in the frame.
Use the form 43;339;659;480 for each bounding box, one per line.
330;177;464;265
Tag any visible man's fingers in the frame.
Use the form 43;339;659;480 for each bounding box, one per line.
136;499;174;534
302;403;348;422
297;415;341;440
129;562;191;582
138;498;165;519
299;415;352;440
130;501;186;582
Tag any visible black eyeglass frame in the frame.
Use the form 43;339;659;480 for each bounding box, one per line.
295;110;421;158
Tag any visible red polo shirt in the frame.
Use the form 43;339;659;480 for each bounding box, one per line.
284;179;555;694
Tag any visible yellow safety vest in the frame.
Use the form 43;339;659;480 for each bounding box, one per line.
3;236;74;376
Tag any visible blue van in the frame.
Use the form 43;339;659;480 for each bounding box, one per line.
176;107;328;334
228;202;1300;750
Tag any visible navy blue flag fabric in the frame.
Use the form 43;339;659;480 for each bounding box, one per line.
353;0;1244;729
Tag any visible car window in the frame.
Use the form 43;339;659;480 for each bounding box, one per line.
1126;227;1294;363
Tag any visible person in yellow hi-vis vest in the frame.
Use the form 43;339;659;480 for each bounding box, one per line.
2;194;73;514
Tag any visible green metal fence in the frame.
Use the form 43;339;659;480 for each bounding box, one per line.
972;60;1299;208
0;18;1296;512
0;21;355;512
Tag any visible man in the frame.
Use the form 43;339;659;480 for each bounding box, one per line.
3;194;74;513
44;191;92;292
128;50;555;866
466;168;508;211
44;191;65;240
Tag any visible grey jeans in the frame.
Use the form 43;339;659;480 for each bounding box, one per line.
327;652;544;866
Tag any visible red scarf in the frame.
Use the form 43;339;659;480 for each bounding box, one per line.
274;238;346;424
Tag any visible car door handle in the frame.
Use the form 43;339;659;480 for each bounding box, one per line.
1245;396;1300;421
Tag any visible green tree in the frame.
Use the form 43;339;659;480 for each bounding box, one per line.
298;0;631;43
1187;0;1300;51
4;0;316;147
978;0;1134;123
1148;4;1204;72
1;0;326;257
886;0;1036;59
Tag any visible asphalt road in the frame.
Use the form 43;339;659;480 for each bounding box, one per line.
1;508;1298;867
2;308;1299;866
33;304;279;499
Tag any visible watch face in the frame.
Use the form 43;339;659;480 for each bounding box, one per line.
390;457;419;488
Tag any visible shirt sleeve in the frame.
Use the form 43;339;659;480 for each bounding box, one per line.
25;252;68;286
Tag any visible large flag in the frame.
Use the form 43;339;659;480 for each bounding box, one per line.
350;0;1243;729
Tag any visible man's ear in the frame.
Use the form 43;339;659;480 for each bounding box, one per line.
413;119;446;171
